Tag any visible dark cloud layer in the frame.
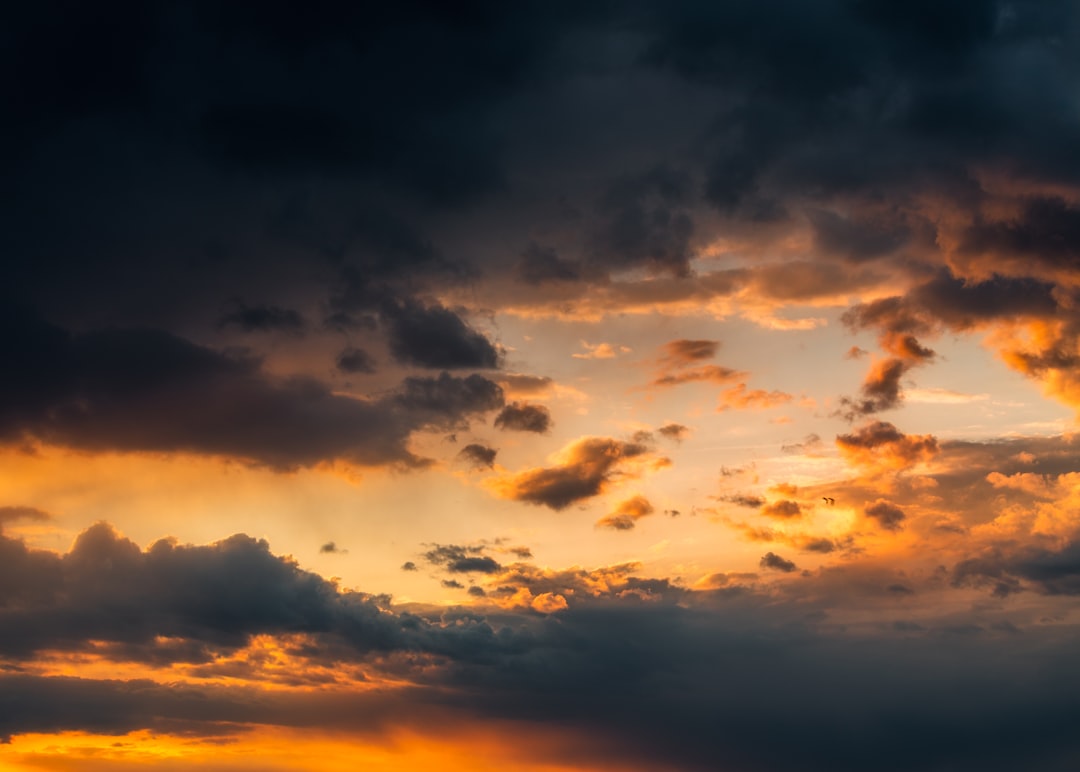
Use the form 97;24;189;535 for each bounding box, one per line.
0;308;503;469
4;525;1080;771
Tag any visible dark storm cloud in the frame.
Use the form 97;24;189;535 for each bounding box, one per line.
959;197;1080;268
591;167;696;277
0;308;503;469
335;347;377;374
457;443;498;469
516;244;583;285
216;300;306;334
494;402;552;434
382;299;501;370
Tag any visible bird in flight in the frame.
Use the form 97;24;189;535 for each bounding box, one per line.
822;496;835;506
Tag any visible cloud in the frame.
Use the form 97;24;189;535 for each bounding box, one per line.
216;300;306;334
836;421;939;472
0;505;51;525
0;523;482;661
596;495;655;531
494;402;553;433
392;372;506;428
652;365;746;388
759;552;797;573
723;494;765;509
319;541;347;554
717;383;793;411
864;500;907;531
657;423;690;442
0;309;506;470
661;339;720;366
573;341;631;359
591;167;696;277
781;433;823;454
382;299;501;370
761;500;801;519
517;245;582;284
335;347;377;374
457;443;498;469
487;437;666;510
424;544;502;574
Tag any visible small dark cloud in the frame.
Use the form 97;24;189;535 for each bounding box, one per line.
657;423;690;442
216;300;306;334
661;339;720;365
887;584;914;595
319;542;346;554
458;443;498;469
760;552;797;573
442;579;465;589
424;544;502;574
467;586;487;597
401;562;418;572
494;402;552;433
864;500;907;531
761;500;801;519
801;538;837;554
336;347;377;374
724;494;765;509
382;299;500;370
781;433;823;454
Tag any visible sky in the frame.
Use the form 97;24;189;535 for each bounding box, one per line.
4;1;1080;770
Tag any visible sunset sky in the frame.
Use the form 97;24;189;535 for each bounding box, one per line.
5;2;1080;770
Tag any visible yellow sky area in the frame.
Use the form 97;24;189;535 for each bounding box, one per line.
0;722;668;772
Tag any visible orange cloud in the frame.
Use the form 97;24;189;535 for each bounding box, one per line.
596;495;655;531
485;437;669;510
717;383;793;411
